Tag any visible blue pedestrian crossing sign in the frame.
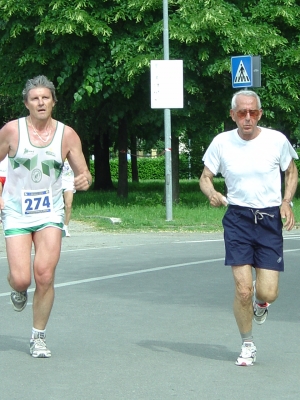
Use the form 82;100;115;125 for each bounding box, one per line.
231;55;253;88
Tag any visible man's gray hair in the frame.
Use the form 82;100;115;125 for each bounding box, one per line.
22;75;57;102
231;90;261;110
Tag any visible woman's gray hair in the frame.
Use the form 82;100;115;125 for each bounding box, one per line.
231;90;261;109
22;75;57;102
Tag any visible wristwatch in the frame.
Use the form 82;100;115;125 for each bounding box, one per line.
283;199;293;207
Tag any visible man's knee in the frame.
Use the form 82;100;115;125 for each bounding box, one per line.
35;272;55;287
34;264;56;287
256;286;278;303
268;290;278;303
235;283;253;305
255;270;279;303
8;272;31;291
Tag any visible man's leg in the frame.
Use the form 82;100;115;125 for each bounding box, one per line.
232;264;254;334
32;227;61;329
6;234;33;311
232;264;257;366
255;268;279;304
30;227;62;358
63;190;73;236
253;268;279;324
6;234;33;290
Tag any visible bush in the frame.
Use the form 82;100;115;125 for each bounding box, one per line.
295;150;300;173
90;149;300;181
106;155;199;180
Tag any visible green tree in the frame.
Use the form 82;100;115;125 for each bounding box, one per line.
1;0;300;199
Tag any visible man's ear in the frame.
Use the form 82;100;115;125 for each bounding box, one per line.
257;109;263;121
230;109;235;122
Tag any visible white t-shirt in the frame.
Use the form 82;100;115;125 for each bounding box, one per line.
202;127;298;208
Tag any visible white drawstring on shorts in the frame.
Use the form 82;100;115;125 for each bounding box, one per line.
251;209;274;224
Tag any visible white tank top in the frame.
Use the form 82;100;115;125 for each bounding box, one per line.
2;117;65;229
0;155;8;177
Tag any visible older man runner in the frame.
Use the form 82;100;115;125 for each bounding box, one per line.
200;90;298;366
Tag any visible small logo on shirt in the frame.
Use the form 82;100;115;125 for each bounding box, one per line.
24;148;34;155
31;169;42;183
277;257;282;263
46;151;56;157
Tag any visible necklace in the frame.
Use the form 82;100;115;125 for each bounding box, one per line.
29;116;52;143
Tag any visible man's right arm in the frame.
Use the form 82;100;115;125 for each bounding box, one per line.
0;120;18;160
200;166;227;207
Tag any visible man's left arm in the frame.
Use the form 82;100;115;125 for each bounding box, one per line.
281;159;298;230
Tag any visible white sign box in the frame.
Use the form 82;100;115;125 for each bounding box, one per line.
150;60;184;109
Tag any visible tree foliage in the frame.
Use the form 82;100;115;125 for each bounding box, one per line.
1;0;300;181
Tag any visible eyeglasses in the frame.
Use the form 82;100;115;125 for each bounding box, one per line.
236;109;260;118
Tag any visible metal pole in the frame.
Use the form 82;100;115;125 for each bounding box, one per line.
163;0;173;221
188;138;191;180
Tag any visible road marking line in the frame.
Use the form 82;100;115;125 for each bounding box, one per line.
1;246;300;297
0;257;224;297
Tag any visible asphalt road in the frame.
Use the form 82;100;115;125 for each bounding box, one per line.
0;226;300;400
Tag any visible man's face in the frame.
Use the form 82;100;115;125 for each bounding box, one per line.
230;95;262;140
25;87;55;120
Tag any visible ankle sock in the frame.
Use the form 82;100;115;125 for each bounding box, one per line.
241;331;253;343
32;328;46;339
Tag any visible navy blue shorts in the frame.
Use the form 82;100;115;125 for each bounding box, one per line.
222;205;284;271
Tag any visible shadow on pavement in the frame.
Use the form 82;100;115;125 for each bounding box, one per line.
138;340;236;362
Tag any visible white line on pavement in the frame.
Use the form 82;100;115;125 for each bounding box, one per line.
0;257;224;297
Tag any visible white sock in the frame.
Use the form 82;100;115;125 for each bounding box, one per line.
32;328;46;339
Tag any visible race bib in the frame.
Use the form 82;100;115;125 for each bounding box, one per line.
21;188;53;215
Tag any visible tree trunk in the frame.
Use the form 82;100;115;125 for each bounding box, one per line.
117;118;128;197
171;134;180;203
93;127;114;191
130;134;139;182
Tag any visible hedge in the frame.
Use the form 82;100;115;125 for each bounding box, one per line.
89;151;300;181
89;155;200;180
109;155;196;180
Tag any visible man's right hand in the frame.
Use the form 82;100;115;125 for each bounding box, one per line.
209;192;228;207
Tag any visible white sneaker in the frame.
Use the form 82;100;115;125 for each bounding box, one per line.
10;290;28;312
64;225;70;237
253;302;269;324
253;280;270;324
30;337;51;358
235;342;257;366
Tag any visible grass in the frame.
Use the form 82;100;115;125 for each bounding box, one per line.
72;179;225;232
71;179;300;232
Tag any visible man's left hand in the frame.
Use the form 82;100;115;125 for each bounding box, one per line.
281;202;295;231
